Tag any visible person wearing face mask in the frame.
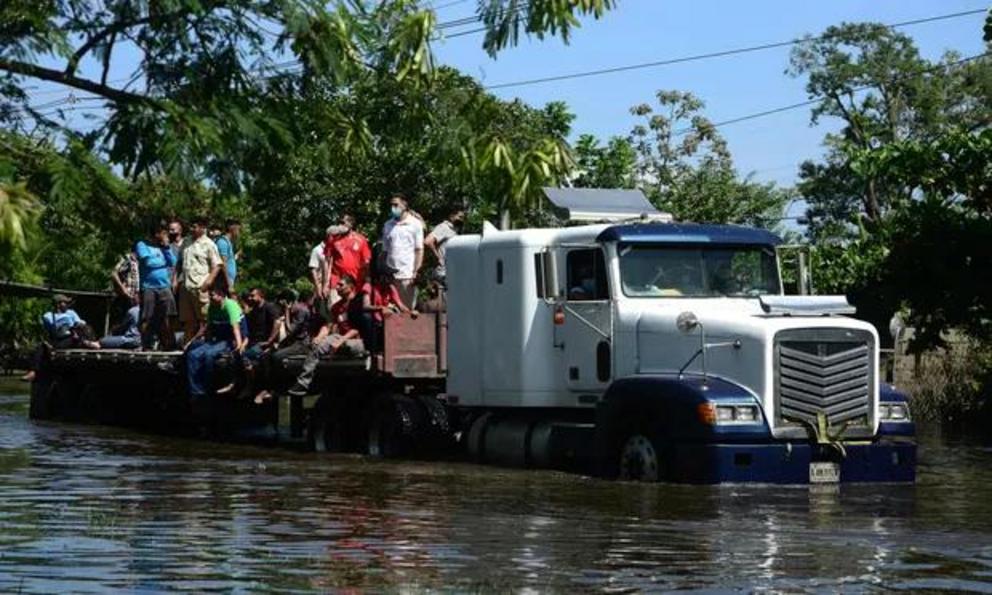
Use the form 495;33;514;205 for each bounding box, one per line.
424;206;465;288
322;213;371;305
381;193;424;309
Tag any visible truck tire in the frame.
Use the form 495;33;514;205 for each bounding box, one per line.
617;430;668;482
366;393;424;458
29;375;56;420
309;395;348;453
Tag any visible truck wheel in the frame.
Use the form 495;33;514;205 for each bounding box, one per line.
309;396;347;453
367;394;422;458
618;431;668;482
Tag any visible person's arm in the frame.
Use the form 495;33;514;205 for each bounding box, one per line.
310;268;324;300
232;321;244;353
413;225;424;276
263;306;282;347
110;261;131;299
388;285;411;314
312;323;331;345
424;227;443;263
362;291;380;313
201;243;223;291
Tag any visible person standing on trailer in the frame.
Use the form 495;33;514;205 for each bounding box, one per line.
309;227;334;303
381;193;423;309
323;214;371;305
214;218;241;294
176;217;224;345
185;285;246;399
135;220;178;350
287;275;365;397
424;206;465;287
109;249;140;323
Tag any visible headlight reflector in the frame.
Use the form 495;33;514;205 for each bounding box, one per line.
698;403;762;425
880;402;911;422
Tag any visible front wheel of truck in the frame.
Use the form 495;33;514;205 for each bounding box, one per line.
618;432;667;482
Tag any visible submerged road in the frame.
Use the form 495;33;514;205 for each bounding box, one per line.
1;378;991;592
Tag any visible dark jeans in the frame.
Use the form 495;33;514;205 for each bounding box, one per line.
99;335;141;350
186;339;231;397
140;288;177;349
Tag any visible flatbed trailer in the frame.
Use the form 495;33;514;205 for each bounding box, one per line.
30;313;457;456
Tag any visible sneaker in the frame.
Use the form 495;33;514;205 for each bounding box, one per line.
287;384;308;397
215;382;236;395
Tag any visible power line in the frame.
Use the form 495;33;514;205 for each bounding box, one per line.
484;8;989;90
672;53;989;136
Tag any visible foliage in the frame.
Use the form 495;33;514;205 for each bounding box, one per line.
572;134;636;189
626;90;788;227
789;23;991;239
0;0;618;190
906;338;992;423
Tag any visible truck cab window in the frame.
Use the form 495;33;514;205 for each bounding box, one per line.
566;249;608;301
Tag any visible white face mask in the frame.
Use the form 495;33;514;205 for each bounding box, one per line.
390;205;404;219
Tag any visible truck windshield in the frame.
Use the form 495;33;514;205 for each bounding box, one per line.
618;244;781;298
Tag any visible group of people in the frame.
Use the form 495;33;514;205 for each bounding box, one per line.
27;193;466;404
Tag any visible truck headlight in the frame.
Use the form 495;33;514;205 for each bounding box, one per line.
698;403;763;425
880;402;911;422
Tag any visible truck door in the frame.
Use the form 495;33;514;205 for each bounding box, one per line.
558;247;612;393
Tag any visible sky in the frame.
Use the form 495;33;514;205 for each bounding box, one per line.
432;0;988;190
15;0;989;201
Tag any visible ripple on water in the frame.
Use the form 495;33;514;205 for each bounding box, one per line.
1;390;992;591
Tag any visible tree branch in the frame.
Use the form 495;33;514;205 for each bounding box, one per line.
64;10;191;76
0;58;158;108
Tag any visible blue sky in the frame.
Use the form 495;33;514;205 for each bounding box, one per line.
18;0;988;197
433;0;988;189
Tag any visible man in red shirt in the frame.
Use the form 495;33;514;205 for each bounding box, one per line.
288;275;366;396
324;214;371;304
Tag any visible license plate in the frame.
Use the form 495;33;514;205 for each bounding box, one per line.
809;462;840;484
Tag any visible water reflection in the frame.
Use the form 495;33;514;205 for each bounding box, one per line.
1;381;991;591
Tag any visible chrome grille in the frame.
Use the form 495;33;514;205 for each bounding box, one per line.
774;328;874;437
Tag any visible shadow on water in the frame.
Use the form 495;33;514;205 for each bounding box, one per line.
1;377;992;592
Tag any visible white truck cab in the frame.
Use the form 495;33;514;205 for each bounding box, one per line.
445;190;916;483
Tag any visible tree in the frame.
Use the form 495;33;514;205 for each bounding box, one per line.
627;90;788;226
572;134;636;189
0;0;618;188
788;22;991;240
847;128;992;349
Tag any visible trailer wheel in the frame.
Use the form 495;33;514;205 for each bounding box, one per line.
367;394;422;458
29;375;56;420
309;395;348;453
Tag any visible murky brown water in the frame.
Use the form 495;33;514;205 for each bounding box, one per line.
2;379;992;592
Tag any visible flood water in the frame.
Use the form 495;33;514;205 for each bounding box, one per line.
2;379;992;593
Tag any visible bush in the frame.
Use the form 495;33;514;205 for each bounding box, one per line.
905;339;992;423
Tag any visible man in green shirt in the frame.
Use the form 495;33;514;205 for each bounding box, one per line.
186;285;245;398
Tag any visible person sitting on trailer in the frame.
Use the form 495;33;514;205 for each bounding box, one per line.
286;275;366;397
253;288;316;404
98;304;141;350
22;294;101;382
185;284;246;399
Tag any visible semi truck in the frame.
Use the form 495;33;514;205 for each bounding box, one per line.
30;189;916;483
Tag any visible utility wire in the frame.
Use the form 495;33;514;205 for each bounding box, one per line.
484;8;989;89
672;53;989;136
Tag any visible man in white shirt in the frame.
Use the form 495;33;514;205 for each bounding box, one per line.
381;193;424;308
309;226;333;301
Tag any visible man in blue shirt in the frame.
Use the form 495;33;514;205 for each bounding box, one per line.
214;218;241;294
135;220;178;350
